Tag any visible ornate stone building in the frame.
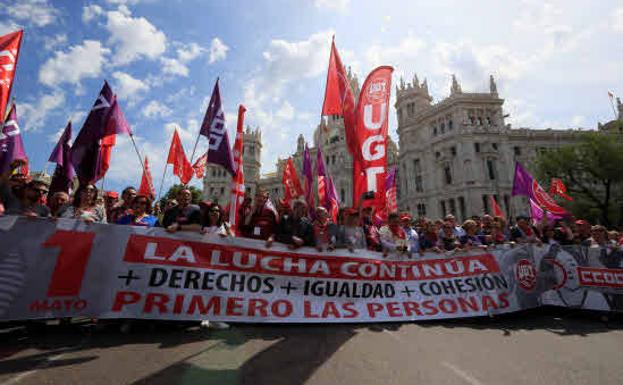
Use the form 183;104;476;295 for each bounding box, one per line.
396;73;583;221
204;71;592;221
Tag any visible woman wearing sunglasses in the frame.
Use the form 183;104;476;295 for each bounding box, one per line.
60;184;107;223
116;195;158;227
200;202;232;237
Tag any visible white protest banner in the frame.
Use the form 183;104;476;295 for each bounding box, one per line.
0;216;622;323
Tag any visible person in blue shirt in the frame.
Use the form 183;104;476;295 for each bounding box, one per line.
116;195;158;227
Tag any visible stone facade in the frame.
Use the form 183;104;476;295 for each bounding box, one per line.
396;73;583;221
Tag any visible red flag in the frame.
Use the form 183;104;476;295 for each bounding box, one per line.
228;105;247;233
166;129;193;185
0;30;23;120
352;66;393;210
282;157;303;204
549;178;573;201
321;37;358;159
138;156;155;198
192;152;208;179
490;195;505;218
326;175;339;222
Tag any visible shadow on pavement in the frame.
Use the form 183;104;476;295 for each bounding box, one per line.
132;324;357;385
0;307;622;381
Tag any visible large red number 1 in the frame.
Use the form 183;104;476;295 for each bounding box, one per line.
43;230;95;297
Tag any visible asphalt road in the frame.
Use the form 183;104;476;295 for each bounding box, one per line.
0;308;622;385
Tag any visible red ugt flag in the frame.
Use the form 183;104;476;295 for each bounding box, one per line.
0;30;23;120
166;129;193;185
282;157;303;204
138;156;155;198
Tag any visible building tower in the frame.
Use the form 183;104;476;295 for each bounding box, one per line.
203;126;262;202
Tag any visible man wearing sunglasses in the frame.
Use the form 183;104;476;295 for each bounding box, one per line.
0;159;50;217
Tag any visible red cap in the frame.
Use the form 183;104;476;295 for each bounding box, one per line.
105;191;119;199
400;213;412;221
575;219;588;226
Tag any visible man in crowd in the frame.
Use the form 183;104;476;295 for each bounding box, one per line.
48;191;69;217
574;219;592;246
108;186;137;224
379;212;410;258
104;191;119;220
0;160;50;217
438;214;466;238
162;188;202;232
269;199;314;248
241;189;277;240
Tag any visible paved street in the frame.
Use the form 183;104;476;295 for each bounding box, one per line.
0;308;621;385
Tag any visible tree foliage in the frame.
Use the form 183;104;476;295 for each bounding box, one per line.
159;184;203;207
534;132;623;227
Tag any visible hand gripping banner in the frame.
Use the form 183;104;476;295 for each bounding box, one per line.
0;216;622;323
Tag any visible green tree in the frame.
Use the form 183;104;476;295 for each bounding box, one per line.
159;184;203;207
534;132;623;227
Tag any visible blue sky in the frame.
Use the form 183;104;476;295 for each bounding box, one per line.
1;0;622;194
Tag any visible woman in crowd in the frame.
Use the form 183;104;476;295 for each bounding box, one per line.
200;202;231;237
418;219;439;251
459;219;483;248
60;184;107;223
337;208;366;252
313;206;338;252
437;221;460;251
116;195;158;227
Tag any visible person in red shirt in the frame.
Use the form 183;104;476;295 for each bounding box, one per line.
241;189;277;240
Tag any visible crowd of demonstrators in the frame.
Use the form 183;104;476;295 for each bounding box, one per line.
1;156;623;254
4;160;623;332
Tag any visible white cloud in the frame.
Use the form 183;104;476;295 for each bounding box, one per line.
142;100;172;119
275;101;295;120
178;42;203;62
105;7;167;65
17;91;65;132
160;57;189;77
613;6;623;32
39;40;109;89
112;71;149;99
0;21;21;35
313;0;350;12
6;0;59;27
82;4;103;23
208;38;229;64
42;34;67;51
366;36;426;71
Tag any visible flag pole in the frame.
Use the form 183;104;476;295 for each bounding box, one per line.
128;133;155;193
608;93;618;119
189;76;219;165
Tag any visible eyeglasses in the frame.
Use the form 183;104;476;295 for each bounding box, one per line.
209;209;220;214
32;188;48;195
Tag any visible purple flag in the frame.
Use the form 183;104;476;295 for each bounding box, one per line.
530;199;564;224
511;162;532;197
385;166;396;191
48;121;75;196
512;161;568;218
70;81;114;184
0;103;27;174
199;79;234;175
316;145;328;208
302;144;315;215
